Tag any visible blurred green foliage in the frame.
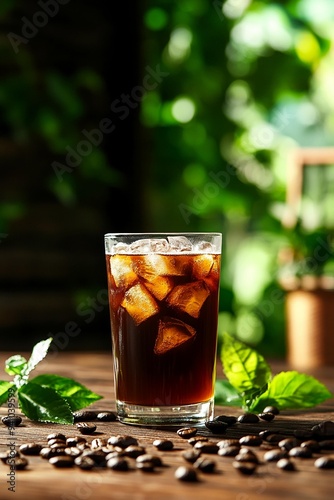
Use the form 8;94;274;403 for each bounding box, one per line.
1;0;334;356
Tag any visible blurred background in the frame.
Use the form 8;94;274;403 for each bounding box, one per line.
1;0;334;357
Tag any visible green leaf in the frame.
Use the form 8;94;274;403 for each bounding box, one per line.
22;338;53;380
249;371;333;412
18;381;74;424
5;355;28;376
214;379;243;407
0;381;16;406
31;374;103;411
221;332;271;394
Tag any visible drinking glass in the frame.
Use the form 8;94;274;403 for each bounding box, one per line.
104;232;222;426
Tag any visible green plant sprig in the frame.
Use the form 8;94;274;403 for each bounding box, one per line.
0;338;103;424
215;332;333;412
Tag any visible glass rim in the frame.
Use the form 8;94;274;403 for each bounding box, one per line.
104;232;222;238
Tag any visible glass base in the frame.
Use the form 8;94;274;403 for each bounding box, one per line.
116;398;214;427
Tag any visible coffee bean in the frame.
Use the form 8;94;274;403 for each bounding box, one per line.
136;454;163;467
49;439;67;448
235;450;259;464
76;423;97;435
74;456;95;470
96;411;117;422
205;420;228;434
276;458;295;471
278;438;301;451
188;436;208;446
237;413;259;424
258;412;275;422
123;445;146;458
263;405;279;415
314;456;334;469
91;438;107;449
73;410;98;422
136;461;156;472
177;427;198;439
182;449;202;463
82;450;107;465
214;415;237;426
312;420;334;438
1;415;22;427
12;457;29;470
239;435;262;447
40;447;67;459
233;461;257;475
218;445;240;457
319;440;334;450
65;447;82;458
19;443;43;456
289;446;312;458
293;429;315;440
259;429;278;439
300;440;321;453
217;438;240;448
49;456;75;468
193;457;216;473
47;433;66;442
174;465;198;482
153;439;174;451
0;450;20;462
263;449;288;462
66;436;87;447
108;435;138;449
264;433;283;444
193;441;219;454
106;457;129;471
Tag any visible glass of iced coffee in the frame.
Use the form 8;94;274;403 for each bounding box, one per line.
104;233;222;426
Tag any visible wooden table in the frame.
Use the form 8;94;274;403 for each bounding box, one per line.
1;351;334;500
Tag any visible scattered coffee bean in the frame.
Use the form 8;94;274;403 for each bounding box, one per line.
153;439;174;451
233;461;257;475
19;443;43;456
314;456;334;469
123;445;146;458
136;454;163;467
136;461;156;472
264;433;283;444
289;446;312;458
12;457;29;470
319;440;334;450
47;433;66;442
311;421;334;438
237;413;259;424
259;429;277;439
96;411;117;422
239;435;262;447
263;449;288;462
293;429;315;440
214;415;237;426
49;456;75;468
174;465;198;482
106;457;129;471
81;450;106;466
76;423;97;435
258;412;275;422
182;449;201;463
73;410;98;422
205;420;228;434
235;450;259;464
74;456;95;470
108;435;138;449
217;438;240;448
91;438;107;449
276;458;295;471
193;457;216;473
1;415;22;427
263;406;279;415
48;439;67;448
188;436;208;446
278;438;301;451
66;436;87;447
177;427;198;439
0;449;20;462
300;440;321;453
218;445;240;457
193;441;219;454
65;447;82;458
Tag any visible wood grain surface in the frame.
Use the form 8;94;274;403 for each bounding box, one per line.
1;352;334;500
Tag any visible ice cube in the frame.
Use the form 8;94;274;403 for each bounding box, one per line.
195;241;215;253
166;281;210;318
154;317;196;355
135;254;187;278
192;254;214;279
121;283;159;324
144;276;174;301
111;242;130;254
149;238;169;252
109;255;138;289
167;236;193;253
